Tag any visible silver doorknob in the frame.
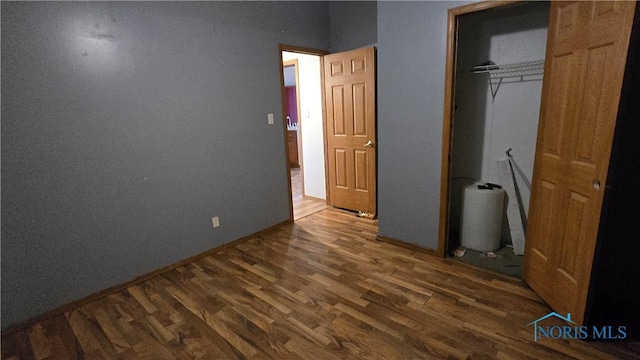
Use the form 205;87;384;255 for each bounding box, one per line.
364;140;376;148
593;179;601;190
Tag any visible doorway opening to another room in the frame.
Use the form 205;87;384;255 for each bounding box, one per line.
281;49;329;220
279;45;378;224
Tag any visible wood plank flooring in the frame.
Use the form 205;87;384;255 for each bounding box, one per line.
2;208;639;359
291;168;328;220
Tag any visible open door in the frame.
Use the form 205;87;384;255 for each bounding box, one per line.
323;47;376;214
523;0;636;325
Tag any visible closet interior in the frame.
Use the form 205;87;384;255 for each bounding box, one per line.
447;2;550;277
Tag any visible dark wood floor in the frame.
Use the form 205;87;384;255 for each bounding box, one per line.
2;208;639;359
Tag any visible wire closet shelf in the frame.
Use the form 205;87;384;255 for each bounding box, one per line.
469;59;545;98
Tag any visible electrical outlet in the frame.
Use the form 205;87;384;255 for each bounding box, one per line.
212;216;220;228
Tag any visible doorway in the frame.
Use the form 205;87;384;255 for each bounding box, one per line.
279;45;378;222
440;0;636;326
281;49;329;220
440;2;550;277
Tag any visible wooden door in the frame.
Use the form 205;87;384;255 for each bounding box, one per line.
324;47;376;214
523;0;636;325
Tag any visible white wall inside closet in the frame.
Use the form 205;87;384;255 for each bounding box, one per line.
449;2;550;245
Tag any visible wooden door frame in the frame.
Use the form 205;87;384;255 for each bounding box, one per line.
437;1;520;257
278;45;329;222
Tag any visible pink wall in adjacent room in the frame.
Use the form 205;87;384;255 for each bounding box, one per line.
285;86;298;125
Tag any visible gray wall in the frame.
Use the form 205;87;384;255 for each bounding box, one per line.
1;1;329;329
329;1;377;52
376;1;469;249
2;0;514;329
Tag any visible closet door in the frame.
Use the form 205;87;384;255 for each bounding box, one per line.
523;0;636;325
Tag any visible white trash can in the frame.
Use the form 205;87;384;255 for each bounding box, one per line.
460;184;505;252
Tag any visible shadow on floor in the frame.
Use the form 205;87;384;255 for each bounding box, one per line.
452;246;522;278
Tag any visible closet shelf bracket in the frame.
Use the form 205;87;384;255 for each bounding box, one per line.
489;78;503;99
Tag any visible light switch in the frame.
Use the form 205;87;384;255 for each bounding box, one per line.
267;113;274;125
